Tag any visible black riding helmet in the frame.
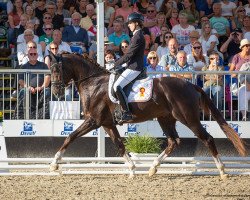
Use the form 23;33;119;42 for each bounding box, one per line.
127;12;144;27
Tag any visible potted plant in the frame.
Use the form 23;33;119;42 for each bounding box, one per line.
124;134;162;166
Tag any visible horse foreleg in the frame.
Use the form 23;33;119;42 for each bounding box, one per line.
103;126;135;178
149;137;179;177
50;117;99;171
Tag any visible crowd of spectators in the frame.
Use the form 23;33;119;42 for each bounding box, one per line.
3;0;250;120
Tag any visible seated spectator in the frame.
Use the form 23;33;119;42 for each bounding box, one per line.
150;12;167;42
143;5;158;35
220;28;243;63
46;1;64;31
159;0;177;19
171;12;195;50
153;26;170;51
16;21;39;44
158;38;178;70
39;22;53;52
166;7;179;30
36;12;53;36
198;0;213;18
242;16;250;39
184;30;206;55
56;0;71;19
17;30;44;66
44;29;72;56
187;41;209;71
199;22;220;56
231;6;246;30
75;0;88;18
108;19;130;53
230;39;250;76
169;50;193;81
196;16;218;35
107;15;129;36
12;13;29;45
134;0;154;15
35;0;46;22
17;48;51;118
238;61;250;120
180;0;200;27
209;3;230;49
7;0;24;44
62;12;89;53
44;42;59;68
24;4;40;30
104;0;115;28
104;49;116;63
156;32;173;59
146;51;166;78
118;39;129;58
220;0;237;18
202;52;224;110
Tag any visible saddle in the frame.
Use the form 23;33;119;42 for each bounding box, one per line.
108;67;153;124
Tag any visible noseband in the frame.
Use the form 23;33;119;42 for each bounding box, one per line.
50;61;66;91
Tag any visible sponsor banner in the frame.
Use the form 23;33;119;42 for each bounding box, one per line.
3;120;53;137
2;120;250;138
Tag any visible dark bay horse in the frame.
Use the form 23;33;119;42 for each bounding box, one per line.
49;52;247;178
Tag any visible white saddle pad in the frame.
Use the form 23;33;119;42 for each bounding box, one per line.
108;74;153;103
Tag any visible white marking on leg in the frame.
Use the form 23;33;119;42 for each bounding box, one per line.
123;152;135;170
51;150;65;165
152;150;167;168
213;155;226;176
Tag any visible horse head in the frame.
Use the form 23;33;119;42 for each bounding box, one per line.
49;51;65;99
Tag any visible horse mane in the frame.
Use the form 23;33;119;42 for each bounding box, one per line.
61;51;110;74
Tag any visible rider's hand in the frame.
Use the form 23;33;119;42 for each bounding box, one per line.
105;59;115;70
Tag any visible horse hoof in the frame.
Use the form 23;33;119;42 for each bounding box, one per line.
49;164;59;172
148;167;157;177
128;173;135;179
220;173;229;180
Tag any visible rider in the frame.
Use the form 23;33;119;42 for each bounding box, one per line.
108;12;145;123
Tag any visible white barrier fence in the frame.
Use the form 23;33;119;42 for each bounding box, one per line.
0;156;250;176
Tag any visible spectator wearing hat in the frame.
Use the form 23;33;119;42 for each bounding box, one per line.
184;30;207;55
229;38;250;75
220;28;243;63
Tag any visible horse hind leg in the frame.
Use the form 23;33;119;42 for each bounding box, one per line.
50;117;99;172
189;123;228;179
149;117;180;177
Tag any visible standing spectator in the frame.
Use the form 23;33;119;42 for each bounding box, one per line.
146;51;166;78
238;61;250;120
202;52;224;110
35;0;46;21
209;3;230;49
169;50;193;81
180;0;200;27
44;29;72;56
39;22;54;52
8;0;23;44
171;12;195;50
108;19;130;53
62;12;89;52
75;0;88;18
166;8;179;30
229;38;250;73
17;30;44;65
18;48;51;117
156;32;173;59
158;38;179;70
56;0;71;19
46;1;64;31
24;5;40;30
199;22;220;56
220;28;243;62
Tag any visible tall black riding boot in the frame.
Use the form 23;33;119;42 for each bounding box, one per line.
115;86;133;123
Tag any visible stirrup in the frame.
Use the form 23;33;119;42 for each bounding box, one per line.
118;111;133;124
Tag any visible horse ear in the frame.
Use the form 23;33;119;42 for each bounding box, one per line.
48;50;60;64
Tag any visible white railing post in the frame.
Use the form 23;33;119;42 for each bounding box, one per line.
0;113;8;172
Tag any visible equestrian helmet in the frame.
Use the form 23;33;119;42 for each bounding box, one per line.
127;12;144;24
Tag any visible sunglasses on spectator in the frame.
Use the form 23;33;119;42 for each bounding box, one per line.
25;34;33;36
209;57;218;60
44;17;51;19
28;46;37;48
29;53;37;56
238;10;245;12
44;28;52;30
149;57;157;60
50;47;58;50
147;10;155;13
165;35;172;39
193;46;201;49
121;45;128;49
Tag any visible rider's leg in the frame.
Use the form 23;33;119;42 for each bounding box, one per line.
113;69;140;121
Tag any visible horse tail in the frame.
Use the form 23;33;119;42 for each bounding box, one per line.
193;84;247;157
